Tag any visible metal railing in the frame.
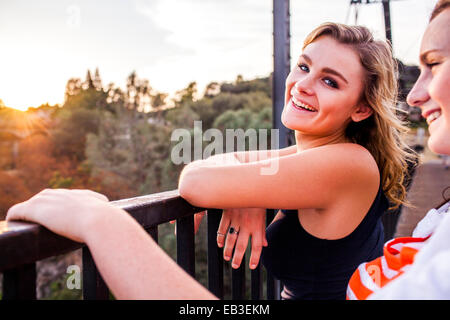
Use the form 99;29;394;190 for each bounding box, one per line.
0;190;280;300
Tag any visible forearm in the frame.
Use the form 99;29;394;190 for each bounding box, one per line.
234;145;298;163
83;208;217;300
210;145;298;164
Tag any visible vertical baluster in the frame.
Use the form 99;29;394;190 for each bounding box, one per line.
231;255;246;299
176;215;195;277
265;209;281;300
251;264;263;300
207;209;223;299
2;263;36;300
82;246;109;300
147;225;158;243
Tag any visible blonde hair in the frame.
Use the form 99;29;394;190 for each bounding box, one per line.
430;0;450;21
303;22;416;210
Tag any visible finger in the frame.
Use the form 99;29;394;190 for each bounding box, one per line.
262;224;268;247
223;227;240;261
6;202;28;221
217;213;231;248
70;189;109;202
194;211;206;234
231;233;249;269
51;189;109;202
249;236;264;270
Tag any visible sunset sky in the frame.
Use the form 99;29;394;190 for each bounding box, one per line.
0;0;438;111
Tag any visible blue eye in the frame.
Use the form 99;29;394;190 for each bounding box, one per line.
324;78;338;89
298;63;309;72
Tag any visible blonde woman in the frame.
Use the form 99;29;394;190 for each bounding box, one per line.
6;22;411;300
180;22;413;300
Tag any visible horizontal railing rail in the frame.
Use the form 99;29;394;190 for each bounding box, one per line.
0;190;280;300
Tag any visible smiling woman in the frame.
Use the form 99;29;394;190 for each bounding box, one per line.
178;22;415;300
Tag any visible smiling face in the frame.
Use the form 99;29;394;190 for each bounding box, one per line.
281;36;371;142
407;9;450;155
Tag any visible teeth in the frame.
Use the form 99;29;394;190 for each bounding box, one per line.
292;96;316;112
426;111;441;125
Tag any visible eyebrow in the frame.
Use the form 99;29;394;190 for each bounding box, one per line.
300;54;349;84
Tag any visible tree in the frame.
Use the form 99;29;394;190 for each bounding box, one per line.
93;67;103;91
0;171;31;220
125;71;153;112
175;82;197;106
84;69;94;90
152;92;168;109
52;107;101;162
64;78;82;101
204;81;220;98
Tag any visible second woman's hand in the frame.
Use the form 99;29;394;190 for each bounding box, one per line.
6;188;119;243
217;208;268;270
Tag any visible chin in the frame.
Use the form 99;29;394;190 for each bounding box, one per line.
428;128;450;155
281;110;293;130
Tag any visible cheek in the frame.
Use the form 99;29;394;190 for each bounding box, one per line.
428;70;450;114
284;73;295;100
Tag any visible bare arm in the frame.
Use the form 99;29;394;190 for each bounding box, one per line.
207;144;298;164
84;206;216;300
179;143;379;210
6;189;216;300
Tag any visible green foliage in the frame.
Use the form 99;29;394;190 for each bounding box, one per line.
48;171;73;189
52;106;101;162
0;69;274;299
44;274;82;300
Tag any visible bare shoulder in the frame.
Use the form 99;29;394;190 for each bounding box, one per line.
299;143;380;187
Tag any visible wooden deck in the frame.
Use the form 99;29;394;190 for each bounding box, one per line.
395;160;450;237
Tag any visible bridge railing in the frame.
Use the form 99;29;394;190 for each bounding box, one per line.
0;190;280;300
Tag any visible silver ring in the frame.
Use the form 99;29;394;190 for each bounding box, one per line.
217;232;225;237
229;227;239;235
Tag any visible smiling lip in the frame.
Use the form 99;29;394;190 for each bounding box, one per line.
422;107;441;119
290;99;316;113
289;94;317;112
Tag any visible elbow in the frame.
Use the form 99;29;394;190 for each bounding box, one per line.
178;175;192;201
178;167;203;206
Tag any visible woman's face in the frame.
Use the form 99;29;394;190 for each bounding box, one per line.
281;36;370;139
407;9;450;155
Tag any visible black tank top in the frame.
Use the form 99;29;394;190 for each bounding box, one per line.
261;185;388;300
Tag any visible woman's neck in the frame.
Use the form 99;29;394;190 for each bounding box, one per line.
294;130;349;152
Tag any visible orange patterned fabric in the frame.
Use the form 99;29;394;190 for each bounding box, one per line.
346;236;430;300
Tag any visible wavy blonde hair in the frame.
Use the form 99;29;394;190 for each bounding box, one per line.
303;22;416;210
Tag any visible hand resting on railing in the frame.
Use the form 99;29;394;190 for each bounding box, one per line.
6;188;217;300
216;208;268;270
189;207;268;270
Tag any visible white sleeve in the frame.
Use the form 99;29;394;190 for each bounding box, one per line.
370;213;450;300
368;250;450;299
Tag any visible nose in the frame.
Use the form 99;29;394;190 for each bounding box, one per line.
293;78;314;96
406;73;430;107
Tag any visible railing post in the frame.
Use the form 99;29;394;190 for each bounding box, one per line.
207;209;224;299
265;209;281;300
231;256;246;300
176;215;195;277
146;225;158;243
82;247;109;300
2;263;36;300
251;264;263;300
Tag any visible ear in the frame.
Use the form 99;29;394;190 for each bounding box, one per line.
351;102;373;122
